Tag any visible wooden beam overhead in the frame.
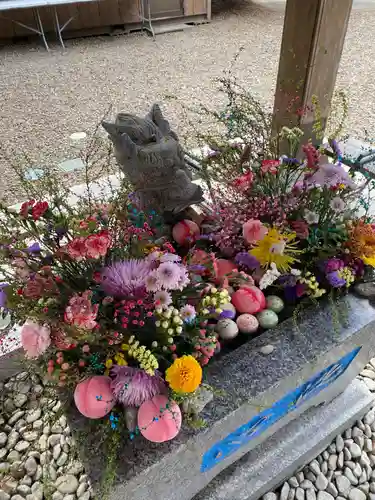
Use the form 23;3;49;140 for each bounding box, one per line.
272;0;353;141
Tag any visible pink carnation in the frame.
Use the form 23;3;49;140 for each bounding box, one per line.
243;219;268;245
261;159;279;174
85;231;110;259
66;238;87;261
64;290;99;330
231;171;254;192
21;320;51;358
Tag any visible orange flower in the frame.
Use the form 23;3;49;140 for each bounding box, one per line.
165;355;202;393
347;220;375;265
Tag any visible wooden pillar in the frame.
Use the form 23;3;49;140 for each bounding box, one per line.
272;0;353;142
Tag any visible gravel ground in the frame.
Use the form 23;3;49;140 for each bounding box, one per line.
0;371;92;500
0;0;375;202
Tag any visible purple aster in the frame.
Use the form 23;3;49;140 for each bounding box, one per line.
235;252;259;270
304;163;356;189
326;271;346;288
101;259;153;298
110;365;166;407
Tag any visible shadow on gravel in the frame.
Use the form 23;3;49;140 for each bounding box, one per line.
211;0;285;18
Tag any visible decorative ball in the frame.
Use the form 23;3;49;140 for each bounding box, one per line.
231;285;266;314
236;314;259;334
214;259;237;283
138;394;182;443
257;309;279;329
217;302;236;320
215;318;239;340
266;295;284;313
172;220;200;246
74;376;115;419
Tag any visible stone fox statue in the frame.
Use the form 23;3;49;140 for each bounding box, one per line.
102;104;204;214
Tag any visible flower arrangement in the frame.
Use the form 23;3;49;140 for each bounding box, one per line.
1;62;375;450
0;190;259;443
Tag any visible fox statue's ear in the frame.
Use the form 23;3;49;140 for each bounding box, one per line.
102;121;119;137
147;103;171;136
118;133;138;159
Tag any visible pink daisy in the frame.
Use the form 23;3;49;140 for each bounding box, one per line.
180;304;196;323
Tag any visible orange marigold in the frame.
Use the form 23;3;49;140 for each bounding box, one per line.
347;220;375;265
165;355;202;393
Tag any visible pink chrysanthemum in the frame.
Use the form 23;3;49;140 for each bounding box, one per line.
156;262;182;290
160;253;181;263
154;290;172;308
145;270;161;292
110;365;166;407
101;259;153;299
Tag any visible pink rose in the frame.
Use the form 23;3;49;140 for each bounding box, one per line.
64;290;99;330
21;320;51;358
85;232;110;259
243;219;268;245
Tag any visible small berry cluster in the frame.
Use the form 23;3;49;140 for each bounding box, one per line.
155;306;184;343
200;287;230;316
126;336;159;376
114;299;152;330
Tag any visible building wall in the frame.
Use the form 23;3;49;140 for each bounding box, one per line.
0;0;210;40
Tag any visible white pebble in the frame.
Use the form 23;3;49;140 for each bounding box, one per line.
260;345;275;355
348;488;366;500
364;378;375;392
316;473;328;491
349;443;362;458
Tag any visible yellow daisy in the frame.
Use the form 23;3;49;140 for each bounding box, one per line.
250;227;301;272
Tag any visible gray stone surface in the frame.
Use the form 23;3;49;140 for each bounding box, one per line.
195;379;373;500
0;348;23;383
65;295;375;500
